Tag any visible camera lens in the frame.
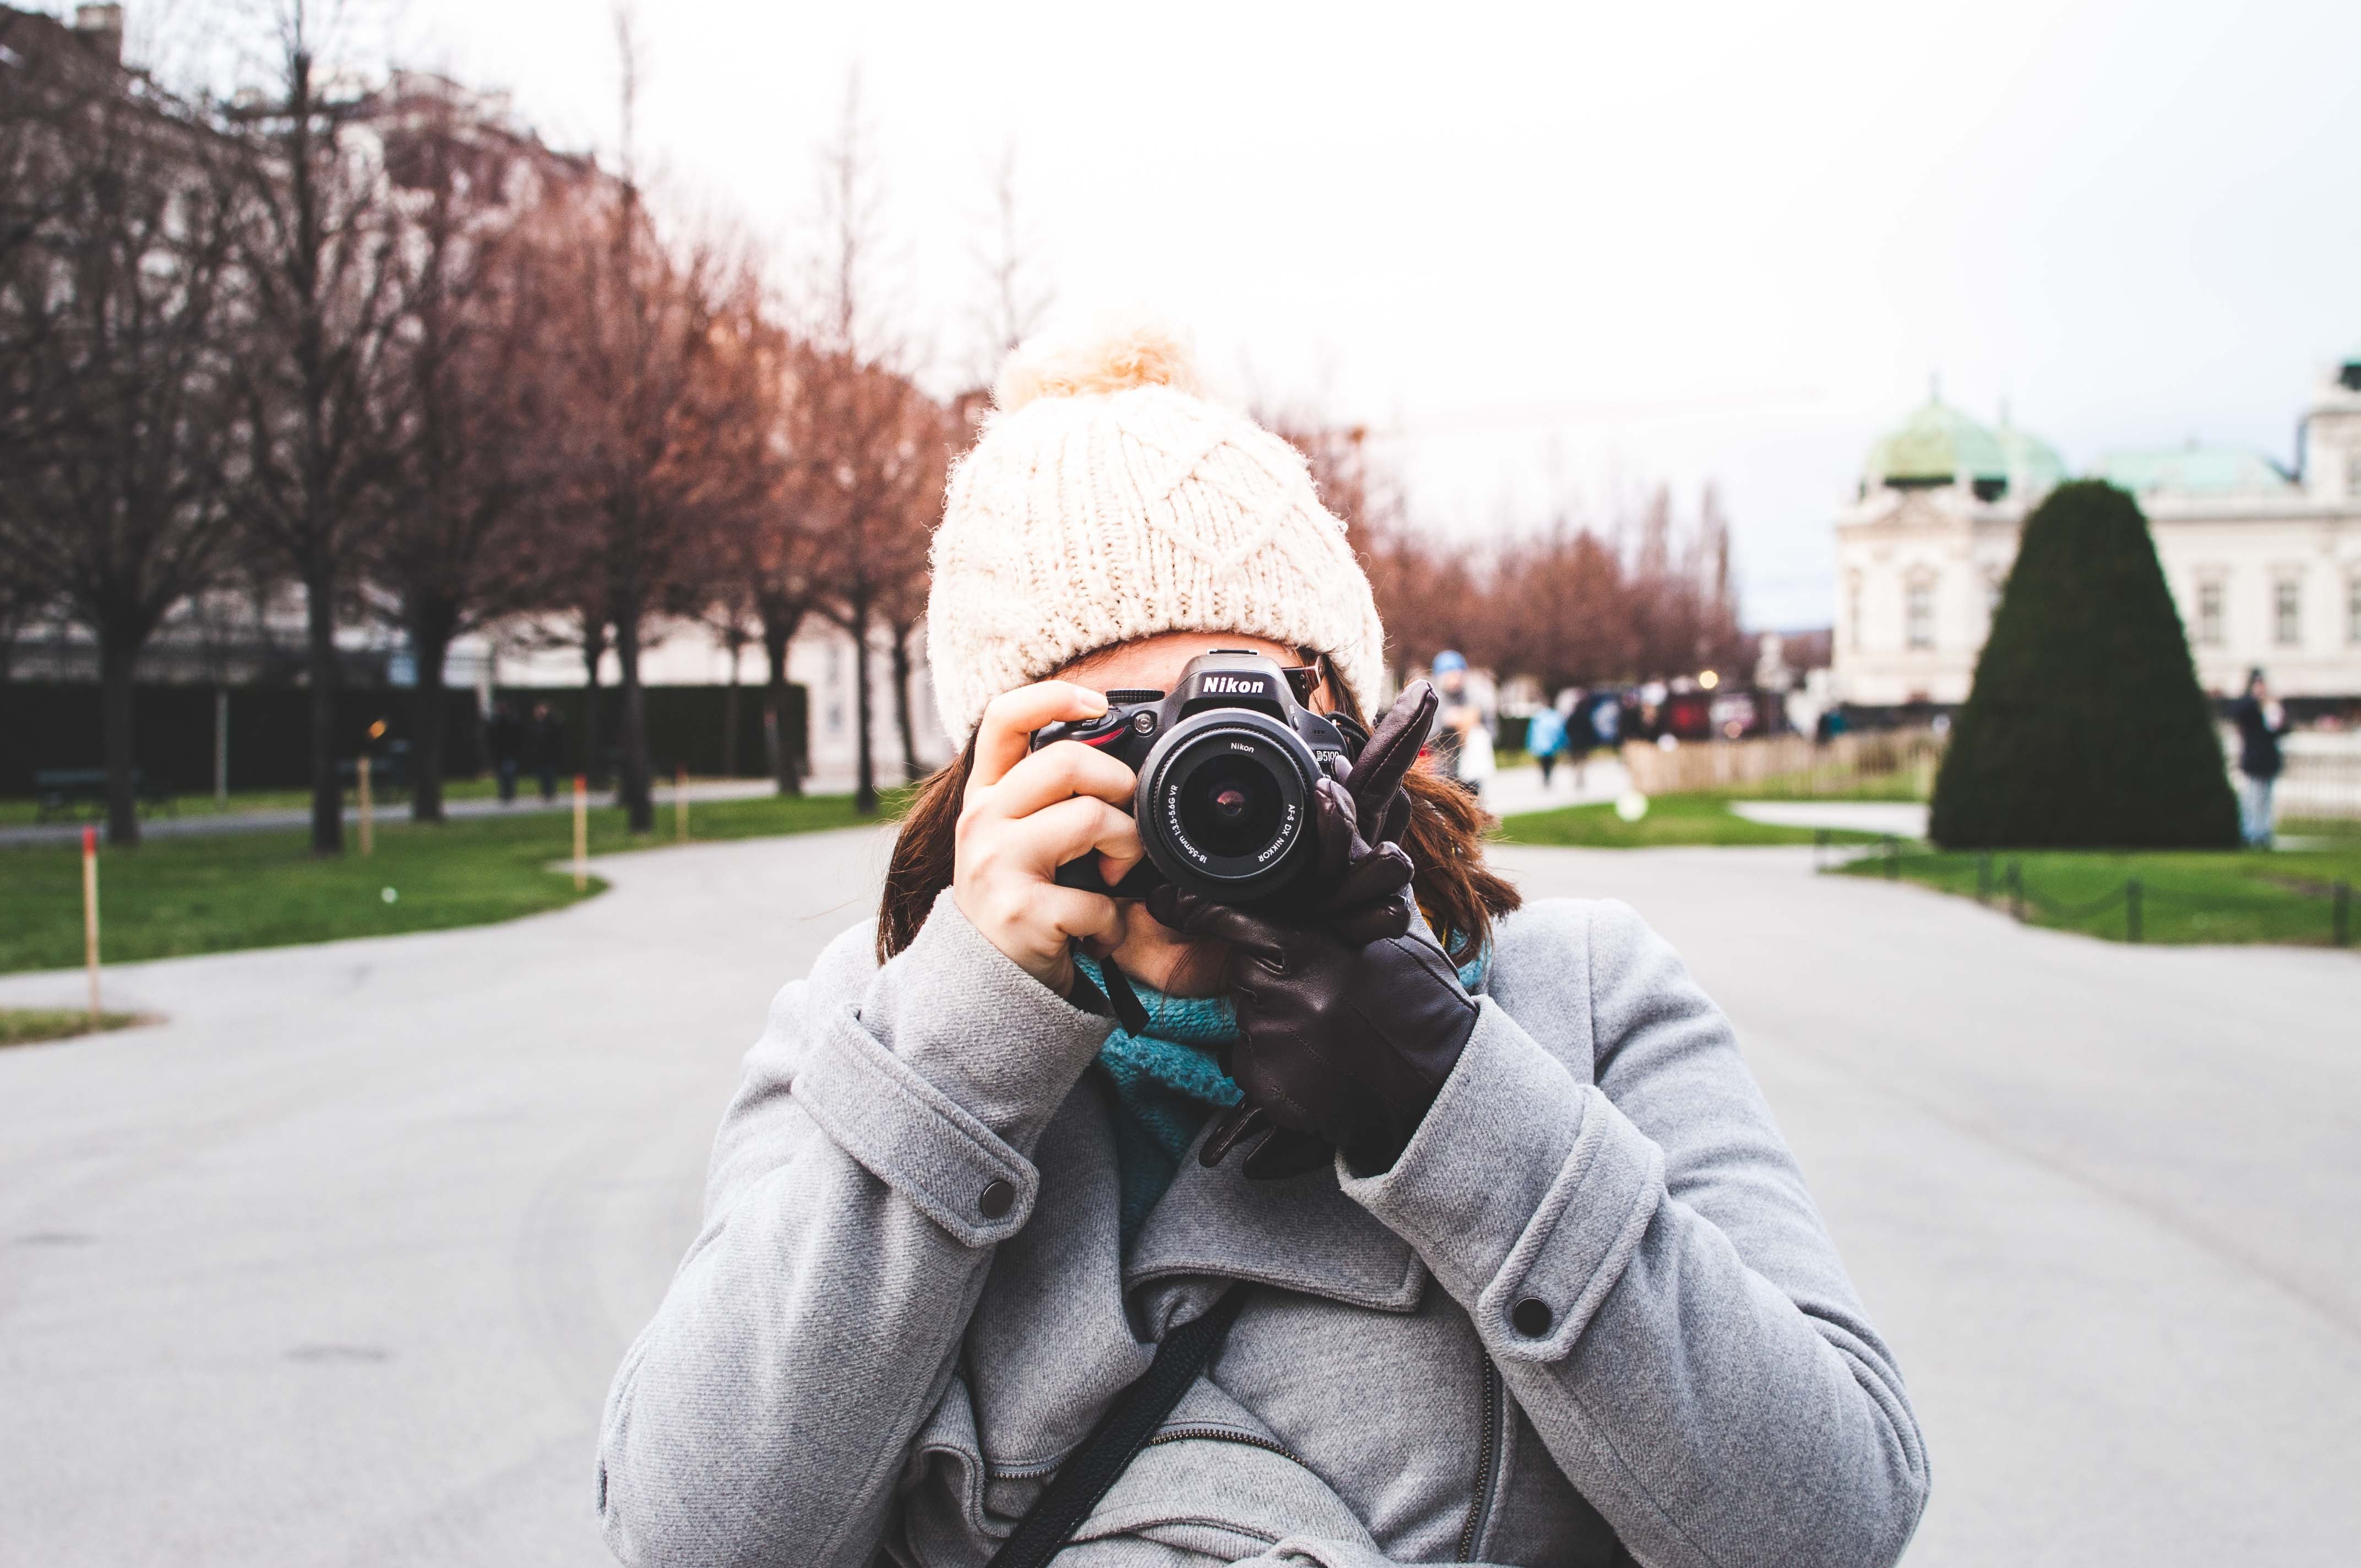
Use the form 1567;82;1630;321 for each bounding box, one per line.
1176;753;1283;859
1136;712;1319;901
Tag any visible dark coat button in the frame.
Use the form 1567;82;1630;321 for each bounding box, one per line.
977;1179;1015;1221
1511;1297;1553;1337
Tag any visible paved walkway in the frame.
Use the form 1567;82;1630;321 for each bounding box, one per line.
1728;798;1932;837
1;832;2355;1565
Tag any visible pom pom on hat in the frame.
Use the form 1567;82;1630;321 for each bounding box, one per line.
993;310;1205;412
929;312;1388;744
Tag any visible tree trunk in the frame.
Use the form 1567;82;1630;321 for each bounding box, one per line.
850;601;877;815
616;608;654;832
761;601;803;796
890;626;920;785
409;608;455;824
721;635;743;777
99;631;142;848
580;617;606;789
305;564;344;856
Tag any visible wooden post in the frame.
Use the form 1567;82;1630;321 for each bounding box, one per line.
674;763;688;844
81;826;101;1026
214;687;230;807
357;754;374;857
2125;877;2143;944
573;774;589;891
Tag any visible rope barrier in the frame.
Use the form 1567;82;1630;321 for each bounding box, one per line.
1813;831;2354;948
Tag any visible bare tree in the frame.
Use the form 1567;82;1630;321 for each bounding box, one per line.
796;80;938;814
0;36;245;844
967;139;1051;383
367;82;564;821
537;15;766;829
225;1;405;855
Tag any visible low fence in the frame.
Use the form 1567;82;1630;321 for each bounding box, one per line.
2275;752;2361;821
1619;728;1945;797
1820;833;2355;947
1;680;808;797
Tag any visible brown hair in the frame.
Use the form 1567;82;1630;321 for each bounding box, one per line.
875;679;1520;965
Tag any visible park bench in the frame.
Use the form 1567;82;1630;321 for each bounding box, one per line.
34;768;176;823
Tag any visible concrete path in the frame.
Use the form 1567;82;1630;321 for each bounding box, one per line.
1728;799;1932;837
1478;755;1629;818
2;833;2356;1566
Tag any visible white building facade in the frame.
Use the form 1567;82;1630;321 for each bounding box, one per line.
1833;350;2361;708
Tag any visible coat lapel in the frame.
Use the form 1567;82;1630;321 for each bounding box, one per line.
1124;1117;1427;1322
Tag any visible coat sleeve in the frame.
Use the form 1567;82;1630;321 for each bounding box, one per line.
595;891;1113;1568
1340;899;1929;1568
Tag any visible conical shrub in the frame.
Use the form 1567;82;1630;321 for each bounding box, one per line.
1930;480;2238;849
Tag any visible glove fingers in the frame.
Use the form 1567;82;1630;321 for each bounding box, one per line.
1147;885;1290;965
1309;778;1357;889
1377;792;1411;847
1348;681;1438;829
1242;1124;1335;1180
1198;1103;1265;1168
1321;843;1413;913
1331;892;1413;945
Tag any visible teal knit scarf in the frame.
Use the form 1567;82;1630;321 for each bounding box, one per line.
1076;944;1490;1254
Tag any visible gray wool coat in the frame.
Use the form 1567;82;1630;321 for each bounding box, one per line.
597;891;1929;1567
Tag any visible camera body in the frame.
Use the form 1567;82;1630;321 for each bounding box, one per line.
1030;650;1361;903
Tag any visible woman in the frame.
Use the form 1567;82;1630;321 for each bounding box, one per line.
597;319;1929;1568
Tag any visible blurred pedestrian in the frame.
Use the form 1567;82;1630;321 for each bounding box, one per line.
1525;699;1568;788
488;701;523;804
1426;649;1495;797
528;703;565;803
2231;668;2291;847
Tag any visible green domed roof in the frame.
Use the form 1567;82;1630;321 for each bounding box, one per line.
1866;398;2008;489
2099;445;2294;496
1995;419;2066;497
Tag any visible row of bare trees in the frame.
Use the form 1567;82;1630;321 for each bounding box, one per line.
1277;421;1747;695
0;7;960;847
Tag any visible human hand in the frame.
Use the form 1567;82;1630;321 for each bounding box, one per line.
953;682;1144;996
1271;680;1434;934
1149;886;1479;1175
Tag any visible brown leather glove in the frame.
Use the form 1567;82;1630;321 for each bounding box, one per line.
1148;887;1479;1177
1269;680;1436;933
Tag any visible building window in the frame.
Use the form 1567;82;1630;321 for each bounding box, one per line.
1905;577;1936;651
2196;580;2225;647
2273;578;2303;647
2348;452;2361;498
1846;573;1863;652
2348;576;2361;645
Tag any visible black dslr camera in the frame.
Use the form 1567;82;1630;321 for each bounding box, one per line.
1030;650;1366;903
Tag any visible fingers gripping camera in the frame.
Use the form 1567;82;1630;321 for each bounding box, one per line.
1030;651;1364;903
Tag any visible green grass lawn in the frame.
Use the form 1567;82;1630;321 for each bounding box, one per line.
1495;792;1884;849
0;788;900;974
0;1008;146;1047
1830;822;2361;947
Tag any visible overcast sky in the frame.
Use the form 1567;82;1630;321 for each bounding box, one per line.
160;0;2361;627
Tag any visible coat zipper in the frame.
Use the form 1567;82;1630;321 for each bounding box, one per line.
1456;1360;1501;1561
1145;1424;1310;1467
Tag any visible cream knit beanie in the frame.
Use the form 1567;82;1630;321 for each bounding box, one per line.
927;313;1388;744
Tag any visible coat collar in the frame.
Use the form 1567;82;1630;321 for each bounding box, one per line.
1123;1113;1427;1318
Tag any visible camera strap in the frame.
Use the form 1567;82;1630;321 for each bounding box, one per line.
1094;954;1153;1036
983;1282;1251;1568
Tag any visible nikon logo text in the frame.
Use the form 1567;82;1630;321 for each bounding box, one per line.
1202;677;1261;694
